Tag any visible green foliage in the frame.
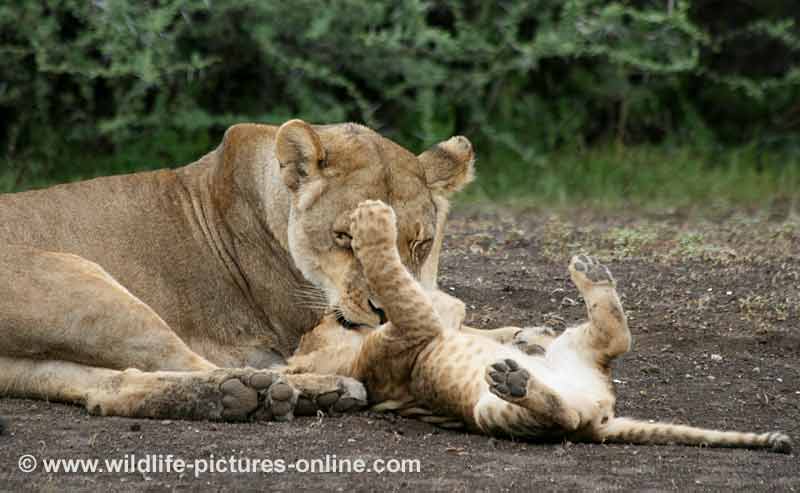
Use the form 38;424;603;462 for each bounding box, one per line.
463;144;800;208
1;0;798;202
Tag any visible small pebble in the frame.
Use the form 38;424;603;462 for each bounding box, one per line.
129;423;141;432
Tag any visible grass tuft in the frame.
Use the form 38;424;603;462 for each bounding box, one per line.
461;145;800;210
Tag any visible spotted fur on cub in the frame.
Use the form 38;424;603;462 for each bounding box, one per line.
287;200;792;454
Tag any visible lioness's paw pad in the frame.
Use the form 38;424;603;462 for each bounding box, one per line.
264;380;298;422
294;377;368;416
569;254;615;289
350;200;397;251
218;370;298;422
219;377;260;420
486;359;529;399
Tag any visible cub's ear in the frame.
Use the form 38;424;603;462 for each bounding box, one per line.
275;119;327;191
418;136;475;195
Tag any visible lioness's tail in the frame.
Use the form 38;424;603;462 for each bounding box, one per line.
595;417;791;454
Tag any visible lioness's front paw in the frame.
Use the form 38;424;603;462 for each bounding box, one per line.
220;370;298;422
89;368;298;422
350;200;397;253
288;375;368;416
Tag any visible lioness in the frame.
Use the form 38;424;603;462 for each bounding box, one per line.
0;120;479;421
285;200;792;453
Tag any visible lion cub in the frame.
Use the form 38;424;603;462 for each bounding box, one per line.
286;200;791;453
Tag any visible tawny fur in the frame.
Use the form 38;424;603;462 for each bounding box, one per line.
0;120;476;421
287;200;792;454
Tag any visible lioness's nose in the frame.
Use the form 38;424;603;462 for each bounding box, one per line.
368;299;388;325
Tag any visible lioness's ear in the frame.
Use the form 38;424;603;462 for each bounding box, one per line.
418;136;475;195
275;119;326;191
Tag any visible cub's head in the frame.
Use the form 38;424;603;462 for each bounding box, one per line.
275;119;474;329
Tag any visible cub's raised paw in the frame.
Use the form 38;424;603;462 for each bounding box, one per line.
569;254;615;291
486;359;530;399
350;200;397;253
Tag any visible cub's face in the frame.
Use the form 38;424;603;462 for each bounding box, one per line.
276;120;474;328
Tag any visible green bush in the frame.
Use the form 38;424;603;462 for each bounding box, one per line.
1;0;799;199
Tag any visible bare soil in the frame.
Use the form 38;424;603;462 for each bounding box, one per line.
1;208;799;492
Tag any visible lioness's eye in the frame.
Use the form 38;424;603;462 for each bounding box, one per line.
333;231;352;249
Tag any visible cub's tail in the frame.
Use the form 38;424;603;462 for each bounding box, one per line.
596;417;791;454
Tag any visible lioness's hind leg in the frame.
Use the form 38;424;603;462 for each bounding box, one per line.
484;358;580;431
568;255;631;363
0;247;216;372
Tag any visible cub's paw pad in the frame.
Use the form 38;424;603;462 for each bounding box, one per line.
350;200;397;251
294;378;368;416
511;327;555;355
768;432;792;454
569;255;615;286
486;359;529;399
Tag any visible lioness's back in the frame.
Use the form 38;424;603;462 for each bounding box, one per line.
0;168;192;256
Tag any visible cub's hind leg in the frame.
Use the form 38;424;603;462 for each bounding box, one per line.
481;358;580;433
566;255;631;365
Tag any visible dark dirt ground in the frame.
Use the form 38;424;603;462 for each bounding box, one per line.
1;207;798;492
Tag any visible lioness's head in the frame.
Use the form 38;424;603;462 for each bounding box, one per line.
275;119;474;328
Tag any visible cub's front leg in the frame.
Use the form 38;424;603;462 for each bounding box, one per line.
349;200;444;343
345;201;447;400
